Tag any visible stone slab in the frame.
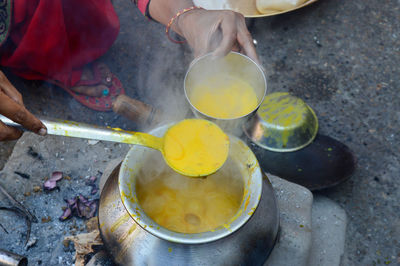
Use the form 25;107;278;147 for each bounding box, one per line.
265;175;313;266
308;195;347;266
265;175;347;266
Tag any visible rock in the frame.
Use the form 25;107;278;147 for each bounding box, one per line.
25;237;38;250
265;174;313;266
307;195;347;266
264;175;347;266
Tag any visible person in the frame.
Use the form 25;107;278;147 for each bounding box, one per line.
0;0;258;141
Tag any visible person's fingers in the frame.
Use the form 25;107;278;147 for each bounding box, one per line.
194;41;211;58
231;42;241;53
236;17;260;65
0;121;23;141
0;90;46;135
0;71;23;105
193;16;221;58
212;11;237;58
70;84;107;97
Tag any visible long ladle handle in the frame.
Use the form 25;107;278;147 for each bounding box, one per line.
0;115;162;150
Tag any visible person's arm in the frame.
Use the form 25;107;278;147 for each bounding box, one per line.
148;0;192;34
0;71;46;141
147;0;260;63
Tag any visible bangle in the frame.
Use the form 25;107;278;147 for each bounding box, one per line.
166;6;201;44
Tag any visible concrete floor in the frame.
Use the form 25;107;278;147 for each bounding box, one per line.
0;0;399;265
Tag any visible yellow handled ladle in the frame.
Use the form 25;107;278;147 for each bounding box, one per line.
0;116;229;177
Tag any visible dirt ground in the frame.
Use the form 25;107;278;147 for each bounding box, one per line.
0;0;399;265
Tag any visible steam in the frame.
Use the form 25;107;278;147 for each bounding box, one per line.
135;40;193;128
132;7;247;130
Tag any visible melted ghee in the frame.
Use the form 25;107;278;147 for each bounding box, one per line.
189;75;258;119
136;158;244;234
163;119;229;177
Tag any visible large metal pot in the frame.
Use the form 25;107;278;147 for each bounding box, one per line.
99;123;279;265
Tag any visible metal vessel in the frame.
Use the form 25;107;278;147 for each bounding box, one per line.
0;249;27;266
99;124;279;265
184;52;267;136
243;92;318;152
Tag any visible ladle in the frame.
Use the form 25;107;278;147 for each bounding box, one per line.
0;115;229;177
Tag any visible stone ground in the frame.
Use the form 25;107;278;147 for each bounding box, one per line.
0;0;399;265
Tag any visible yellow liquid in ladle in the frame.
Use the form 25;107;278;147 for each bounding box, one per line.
117;119;229;177
190;75;259;119
163;119;230;177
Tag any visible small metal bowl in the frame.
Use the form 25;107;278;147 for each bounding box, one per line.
243;92;318;152
184;52;267;136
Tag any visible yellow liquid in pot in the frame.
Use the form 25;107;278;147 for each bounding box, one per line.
190;75;259;119
136;158;244;234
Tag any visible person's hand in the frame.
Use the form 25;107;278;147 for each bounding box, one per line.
177;9;260;64
0;71;47;141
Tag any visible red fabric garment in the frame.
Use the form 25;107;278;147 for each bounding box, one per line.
136;0;150;16
0;0;120;87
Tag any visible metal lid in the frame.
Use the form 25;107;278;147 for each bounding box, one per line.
243;92;318;152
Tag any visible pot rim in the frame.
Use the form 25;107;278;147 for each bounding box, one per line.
184;51;267;121
118;123;263;244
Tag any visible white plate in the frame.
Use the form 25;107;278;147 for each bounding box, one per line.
194;0;318;18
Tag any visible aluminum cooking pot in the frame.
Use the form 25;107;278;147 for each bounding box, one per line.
99;123;279;265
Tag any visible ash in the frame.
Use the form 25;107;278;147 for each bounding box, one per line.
0;133;130;265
